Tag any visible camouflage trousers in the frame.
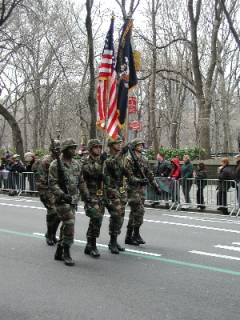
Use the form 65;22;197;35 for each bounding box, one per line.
127;187;145;229
85;196;105;239
39;191;59;228
106;191;127;236
55;203;76;247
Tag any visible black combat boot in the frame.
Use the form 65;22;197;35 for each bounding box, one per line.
63;245;75;266
52;219;60;244
54;244;63;261
108;235;119;254
116;239;125;252
84;237;92;255
90;237;100;258
45;226;54;246
125;227;139;246
133;227;146;245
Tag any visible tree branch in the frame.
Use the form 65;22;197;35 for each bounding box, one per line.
220;0;240;50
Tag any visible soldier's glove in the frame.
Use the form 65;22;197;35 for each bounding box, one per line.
121;144;129;155
139;178;148;186
61;193;72;204
100;151;108;163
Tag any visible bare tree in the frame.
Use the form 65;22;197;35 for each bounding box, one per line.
220;0;240;50
115;0;140;19
0;0;23;28
85;0;96;138
188;0;222;156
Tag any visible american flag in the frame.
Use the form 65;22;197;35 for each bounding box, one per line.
96;18;119;139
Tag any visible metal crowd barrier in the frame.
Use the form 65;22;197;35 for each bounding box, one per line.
146;177;239;215
0;171;37;196
177;178;237;215
1;172;239;215
236;182;240;217
146;177;179;209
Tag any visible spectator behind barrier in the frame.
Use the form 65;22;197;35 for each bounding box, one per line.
0;157;9;189
154;153;172;177
234;154;240;206
7;154;26;195
194;162;207;210
24;152;36;192
217;157;233;215
181;155;194;206
169;155;181;204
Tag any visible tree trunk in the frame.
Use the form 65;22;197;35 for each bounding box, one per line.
23;82;28;151
33;78;41;149
85;0;96;139
0;103;24;158
188;0;222;157
149;0;159;155
198;103;211;156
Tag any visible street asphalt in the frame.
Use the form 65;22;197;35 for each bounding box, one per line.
0;194;240;320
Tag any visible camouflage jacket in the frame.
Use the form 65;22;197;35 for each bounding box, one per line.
125;154;158;189
32;154;53;192
104;152;129;197
81;155;104;198
48;156;86;204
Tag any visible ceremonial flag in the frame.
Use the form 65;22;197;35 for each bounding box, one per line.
116;19;138;127
96;18;119;139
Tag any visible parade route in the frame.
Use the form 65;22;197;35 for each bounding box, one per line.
0;195;240;319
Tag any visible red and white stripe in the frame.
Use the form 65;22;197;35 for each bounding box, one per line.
97;51;119;138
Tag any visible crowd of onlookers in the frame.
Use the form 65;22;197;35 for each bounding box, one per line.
154;152;240;214
0;149;240;213
0;151;36;194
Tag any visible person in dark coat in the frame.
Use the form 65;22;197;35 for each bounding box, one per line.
154;153;172;207
217;158;233;215
154;153;172;177
234;154;240;207
8;154;26;193
195;162;207;210
181;155;193;205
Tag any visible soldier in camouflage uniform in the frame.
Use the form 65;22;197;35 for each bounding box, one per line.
81;139;105;258
125;138;160;246
104;136;129;254
32;140;61;246
49;138;85;266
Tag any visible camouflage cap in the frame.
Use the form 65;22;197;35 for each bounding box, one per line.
61;138;77;151
131;138;144;149
49;139;61;152
107;136;123;147
87;139;102;150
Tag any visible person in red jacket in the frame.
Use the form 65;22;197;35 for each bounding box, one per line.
170;155;181;204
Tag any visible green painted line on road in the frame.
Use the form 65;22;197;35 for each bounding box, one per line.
1;227;240;277
0;228;44;239
123;251;240;276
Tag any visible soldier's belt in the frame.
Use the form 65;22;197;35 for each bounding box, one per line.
96;189;103;196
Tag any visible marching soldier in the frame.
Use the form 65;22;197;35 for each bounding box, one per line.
32;140;60;246
125;138;161;246
104;136;129;254
81;139;105;258
49;138;84;266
